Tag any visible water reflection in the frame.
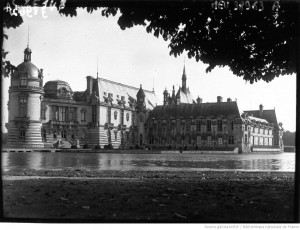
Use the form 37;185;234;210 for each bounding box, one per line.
2;152;295;172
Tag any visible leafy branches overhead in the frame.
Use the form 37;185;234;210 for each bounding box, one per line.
101;2;298;83
2;1;299;83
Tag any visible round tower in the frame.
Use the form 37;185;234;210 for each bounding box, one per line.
7;45;45;148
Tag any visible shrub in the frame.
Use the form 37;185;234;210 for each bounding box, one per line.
83;144;89;149
104;144;113;149
195;145;198;150
135;144;140;149
71;145;77;149
184;145;187;150
168;145;172;150
129;146;134;150
94;144;101;150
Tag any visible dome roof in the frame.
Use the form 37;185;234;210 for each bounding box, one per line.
137;84;145;98
44;80;73;99
13;61;40;79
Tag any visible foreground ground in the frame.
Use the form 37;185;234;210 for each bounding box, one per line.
2;169;295;222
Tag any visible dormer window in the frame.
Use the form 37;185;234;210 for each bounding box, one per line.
20;76;28;86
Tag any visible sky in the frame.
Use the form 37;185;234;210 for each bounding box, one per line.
2;7;297;132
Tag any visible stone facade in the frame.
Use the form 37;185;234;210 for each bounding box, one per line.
6;46;284;152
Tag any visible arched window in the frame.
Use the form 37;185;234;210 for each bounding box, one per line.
61;130;67;139
20;126;26;140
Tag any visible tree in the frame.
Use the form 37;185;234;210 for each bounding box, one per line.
282;131;295;146
2;0;299;83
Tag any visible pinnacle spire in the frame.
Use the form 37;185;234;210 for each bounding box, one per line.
97;57;99;79
27;25;30;48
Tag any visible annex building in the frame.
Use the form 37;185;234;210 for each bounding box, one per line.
6;45;284;152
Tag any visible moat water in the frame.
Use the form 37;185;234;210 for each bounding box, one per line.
2;152;295;172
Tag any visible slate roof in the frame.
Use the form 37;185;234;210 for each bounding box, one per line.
244;109;278;126
96;77;158;109
148;101;241;120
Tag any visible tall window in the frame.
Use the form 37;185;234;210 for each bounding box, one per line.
81;108;86;121
207;120;211;132
20;76;27;86
41;105;46;120
196;120;201;131
217;120;222;131
20;126;26;140
218;137;223;145
107;106;111;123
228;135;234;144
207;136;212;145
92;105;97;123
19;98;27;116
230;120;234;131
52;106;59;121
61;130;67;139
121;109;124;125
61;107;67;122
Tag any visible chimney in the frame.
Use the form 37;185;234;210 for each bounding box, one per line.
259;104;263;117
227;98;232;102
217;96;223;103
86;76;94;95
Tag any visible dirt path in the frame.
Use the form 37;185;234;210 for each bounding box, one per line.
2;169;295;222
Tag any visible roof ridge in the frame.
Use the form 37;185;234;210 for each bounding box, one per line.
99;77;154;94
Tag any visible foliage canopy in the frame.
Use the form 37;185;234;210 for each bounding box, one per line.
2;0;299;83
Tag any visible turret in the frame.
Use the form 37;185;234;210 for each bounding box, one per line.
163;88;169;106
136;84;146;112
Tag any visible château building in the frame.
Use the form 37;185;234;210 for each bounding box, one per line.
6;44;284;152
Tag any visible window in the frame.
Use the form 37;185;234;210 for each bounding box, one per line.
207;120;211;132
61;130;67;139
228;135;234;144
61;107;67;122
114;130;118;141
217;120;222;131
245;134;248;144
107;107;111;123
19;98;27;116
207;136;212;145
52;106;59;121
196;120;201;131
41;105;47;120
20;126;26;140
121;109;124;125
42;128;47;142
126;113;130;122
218;137;223;145
231;120;234;131
149;135;154;144
81;108;86;121
92;105;97;123
114;111;118;120
69;108;76;122
20;76;27;86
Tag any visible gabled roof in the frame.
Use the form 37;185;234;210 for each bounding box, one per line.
96;77;158;109
244;109;278;125
148;101;241;120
